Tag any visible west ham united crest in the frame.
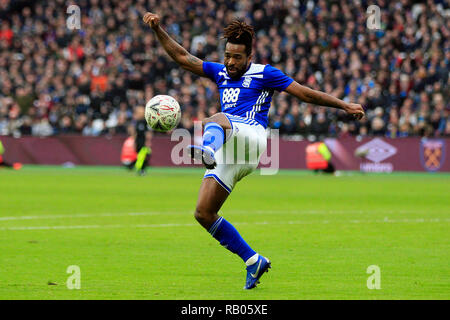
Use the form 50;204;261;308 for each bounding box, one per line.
420;139;446;172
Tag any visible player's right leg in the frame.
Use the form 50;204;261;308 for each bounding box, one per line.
187;113;232;169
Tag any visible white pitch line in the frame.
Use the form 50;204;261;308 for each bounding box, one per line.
0;212;177;221
0;218;448;231
0;209;445;221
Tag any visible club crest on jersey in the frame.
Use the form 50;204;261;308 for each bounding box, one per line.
243;77;252;88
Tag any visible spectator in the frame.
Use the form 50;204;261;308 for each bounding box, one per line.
0;0;447;140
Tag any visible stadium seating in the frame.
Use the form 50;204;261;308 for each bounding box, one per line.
0;0;448;139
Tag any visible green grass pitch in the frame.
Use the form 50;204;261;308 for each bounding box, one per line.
0;165;448;299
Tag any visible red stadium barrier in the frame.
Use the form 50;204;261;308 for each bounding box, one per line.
0;136;449;172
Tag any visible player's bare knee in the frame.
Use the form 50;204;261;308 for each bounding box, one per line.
202;113;231;131
201;117;211;127
194;206;204;220
194;206;209;222
202;116;219;127
194;206;216;227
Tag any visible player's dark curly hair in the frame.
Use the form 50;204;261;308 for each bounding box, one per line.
223;20;255;56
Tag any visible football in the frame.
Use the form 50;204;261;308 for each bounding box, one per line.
145;95;181;132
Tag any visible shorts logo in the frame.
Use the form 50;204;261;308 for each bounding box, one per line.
420;139;445;172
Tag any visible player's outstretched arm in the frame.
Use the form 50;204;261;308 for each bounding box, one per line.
285;81;365;120
143;12;206;77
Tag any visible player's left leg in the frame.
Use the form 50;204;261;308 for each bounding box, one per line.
194;177;228;228
195;176;270;289
195;177;256;260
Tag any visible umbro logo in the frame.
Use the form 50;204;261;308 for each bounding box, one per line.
356;138;397;163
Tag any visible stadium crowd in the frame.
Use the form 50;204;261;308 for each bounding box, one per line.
0;0;448;140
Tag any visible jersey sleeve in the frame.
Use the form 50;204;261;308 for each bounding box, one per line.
202;61;225;82
263;64;294;92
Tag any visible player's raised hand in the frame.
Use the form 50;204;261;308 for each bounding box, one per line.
345;103;365;120
143;12;160;30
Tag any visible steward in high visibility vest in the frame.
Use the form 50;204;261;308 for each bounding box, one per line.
305;142;335;173
121;136;138;169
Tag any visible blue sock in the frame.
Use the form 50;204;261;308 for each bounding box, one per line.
208;217;257;263
203;122;225;152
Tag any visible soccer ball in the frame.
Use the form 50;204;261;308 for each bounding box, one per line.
145;95;181;132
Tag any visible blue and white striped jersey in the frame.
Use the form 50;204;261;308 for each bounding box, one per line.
202;62;294;128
